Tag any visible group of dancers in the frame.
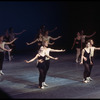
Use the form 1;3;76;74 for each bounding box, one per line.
0;26;100;89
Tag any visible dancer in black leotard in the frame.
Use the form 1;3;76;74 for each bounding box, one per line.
71;32;82;63
80;41;92;83
25;48;58;89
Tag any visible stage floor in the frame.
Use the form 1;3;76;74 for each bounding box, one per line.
0;52;100;99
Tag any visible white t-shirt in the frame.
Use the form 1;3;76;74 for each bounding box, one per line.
0;42;6;52
38;46;51;60
45;48;51;60
90;46;95;57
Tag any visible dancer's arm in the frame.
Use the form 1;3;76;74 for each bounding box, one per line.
46;55;58;60
80;49;85;64
0;46;12;52
94;47;100;50
71;38;76;49
50;48;65;52
15;30;26;35
48;27;58;33
5;38;17;45
85;32;96;38
25;54;39;63
48;42;55;45
50;36;62;41
26;39;38;45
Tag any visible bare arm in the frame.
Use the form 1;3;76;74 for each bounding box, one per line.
50;36;62;41
26;39;38;45
80;49;85;64
94;47;100;50
48;27;58;33
5;38;17;45
46;55;58;60
50;48;65;52
48;42;55;45
71;38;76;49
25;54;39;63
15;30;26;35
0;46;12;52
85;32;96;38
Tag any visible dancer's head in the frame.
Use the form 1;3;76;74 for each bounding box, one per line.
85;41;91;48
0;35;4;42
76;32;80;36
81;30;84;35
88;39;94;46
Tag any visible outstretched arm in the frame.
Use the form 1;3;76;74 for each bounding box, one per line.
48;27;58;33
15;30;26;35
26;39;38;45
85;32;96;38
5;38;17;45
50;36;62;41
94;47;100;50
50;48;65;52
46;55;58;60
25;54;39;63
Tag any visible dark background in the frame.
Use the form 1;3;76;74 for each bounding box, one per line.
0;1;100;53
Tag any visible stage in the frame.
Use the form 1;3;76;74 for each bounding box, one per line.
0;52;100;99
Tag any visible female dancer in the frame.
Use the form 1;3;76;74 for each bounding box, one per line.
25;48;58;89
0;35;17;75
3;29;12;61
9;27;26;58
86;39;100;81
80;41;92;83
71;32;82;63
40;40;65;87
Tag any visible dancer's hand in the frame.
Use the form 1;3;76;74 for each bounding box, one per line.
83;57;87;61
26;42;30;45
25;60;29;63
61;49;65;52
54;57;58;60
80;62;83;64
8;49;12;52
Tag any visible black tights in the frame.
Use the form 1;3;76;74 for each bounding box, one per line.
83;63;92;80
38;68;45;87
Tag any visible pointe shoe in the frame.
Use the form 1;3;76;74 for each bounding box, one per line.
43;82;48;87
88;77;93;81
0;71;4;75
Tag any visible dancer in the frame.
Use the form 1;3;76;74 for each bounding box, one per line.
26;32;54;52
40;40;65;87
80;41;92;83
25;49;58;89
81;30;96;49
3;29;12;61
9;27;26;58
71;32;82;63
0;35;17;75
87;39;100;81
